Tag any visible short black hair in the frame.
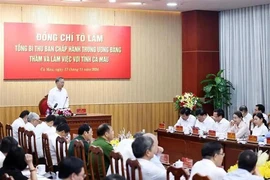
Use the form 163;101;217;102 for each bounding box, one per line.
180;107;191;116
55;77;64;83
45;115;56;123
19;110;30;119
213;109;224;118
234;111;243;118
195;109;207;116
54;116;67;127
105;174;126;180
133;132;144;139
256;104;265;113
58;157;84;179
239;105;248;112
78;124;91;135
132;136;153;158
56;123;70;133
238;150;257;172
201;142;223;159
97;123;110;137
0;137;18;154
3;147;27;171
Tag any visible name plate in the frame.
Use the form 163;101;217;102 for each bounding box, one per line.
175;125;183;132
159;123;165;129
208;130;216;137
248;135;258;143
192;128;199;135
267;138;270;144
227;132;236;140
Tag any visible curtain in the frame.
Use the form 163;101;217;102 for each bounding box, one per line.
220;4;270;119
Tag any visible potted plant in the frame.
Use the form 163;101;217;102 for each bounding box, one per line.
201;69;235;109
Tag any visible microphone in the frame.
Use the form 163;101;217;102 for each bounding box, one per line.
53;103;58;109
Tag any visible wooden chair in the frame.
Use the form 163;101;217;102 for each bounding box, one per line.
5;124;13;137
0;122;4;140
166;166;189;180
2;174;13;180
89;145;106;180
56;136;68;164
74;140;89;180
25;130;38;166
110;151;125;177
42;133;53;172
126;158;142;180
18;127;25;148
192;173;210;180
39;95;49;116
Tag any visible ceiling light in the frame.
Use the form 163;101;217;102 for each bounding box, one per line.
109;0;116;2
128;2;144;5
167;2;177;7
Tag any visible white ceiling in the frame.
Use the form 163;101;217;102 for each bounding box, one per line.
0;0;269;11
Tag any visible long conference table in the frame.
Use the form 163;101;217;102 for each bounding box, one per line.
156;129;270;170
40;114;111;138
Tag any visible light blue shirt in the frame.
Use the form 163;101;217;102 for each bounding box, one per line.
223;168;264;180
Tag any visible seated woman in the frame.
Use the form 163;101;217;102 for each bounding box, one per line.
0;147;37;180
252;113;269;137
229;111;250;139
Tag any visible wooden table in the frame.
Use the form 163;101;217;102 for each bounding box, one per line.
41;114;111;138
156;129;270;170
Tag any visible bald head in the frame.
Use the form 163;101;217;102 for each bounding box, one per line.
143;133;158;154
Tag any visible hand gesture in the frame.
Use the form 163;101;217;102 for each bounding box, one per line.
25;154;33;165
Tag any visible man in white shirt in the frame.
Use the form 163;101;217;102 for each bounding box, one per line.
223;150;264;180
195;109;215;133
254;104;268;122
25;112;40;131
11;110;30;142
34;115;55;158
189;142;226;180
213;109;230;138
239;105;253;129
44;116;67;137
0;137;18;168
48;123;70;165
47;77;69;110
174;107;196;133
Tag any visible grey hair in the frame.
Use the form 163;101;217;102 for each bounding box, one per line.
27;112;40;122
132;136;154;158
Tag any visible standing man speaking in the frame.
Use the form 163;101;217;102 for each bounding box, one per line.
47;77;69;110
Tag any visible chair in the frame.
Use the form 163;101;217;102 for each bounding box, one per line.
18;127;25;148
166;166;189;180
74;140;89;180
2;174;13;180
5;124;13;137
89;145;106;180
39;95;49;116
42;133;53;172
110;151;125;177
192;173;210;180
25;130;39;166
56;136;68;164
126;158;142;180
0;122;4;140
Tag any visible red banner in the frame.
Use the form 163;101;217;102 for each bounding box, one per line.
4;23;131;79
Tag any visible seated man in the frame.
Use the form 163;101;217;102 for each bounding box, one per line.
213;109;230;138
224;150;263;180
68;124;93;161
91;123;114;173
49;123;70;166
174;107;196;133
195;109;215;134
239;105;253;129
11;110;30;142
45;116;67;136
189;142;226;180
0;137;18;168
58;157;85;180
254;104;268;122
25;112;40;131
34;115;55;158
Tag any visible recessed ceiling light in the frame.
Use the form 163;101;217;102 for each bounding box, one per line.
167;2;177;7
128;2;145;5
109;0;116;3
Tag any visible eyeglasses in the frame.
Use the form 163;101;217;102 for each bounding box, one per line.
217;152;225;156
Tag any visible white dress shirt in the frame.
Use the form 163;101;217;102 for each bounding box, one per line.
11;117;26;142
252;124;269;137
189;159;226;180
34;122;53;158
174;115;196;132
223;168;264;180
25;122;35;131
47;87;69;109
49;132;66;165
229;121;250;139
263;113;268;122
0;151;6;168
243;113;253;129
44;126;56;137
195;116;215;132
214;118;230;137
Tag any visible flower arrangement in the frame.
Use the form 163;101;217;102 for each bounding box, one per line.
228;150;270;179
110;128;133;147
54;108;73;118
174;92;202;111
